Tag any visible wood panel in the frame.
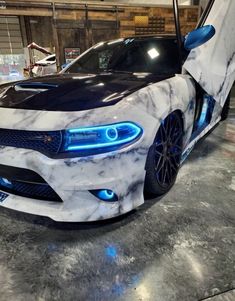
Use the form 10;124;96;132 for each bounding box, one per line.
0;3;199;65
119;6;198;37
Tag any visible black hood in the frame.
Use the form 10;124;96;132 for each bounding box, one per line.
0;72;170;111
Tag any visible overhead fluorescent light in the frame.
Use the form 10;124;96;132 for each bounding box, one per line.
148;48;160;59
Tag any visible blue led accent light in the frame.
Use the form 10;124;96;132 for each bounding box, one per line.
90;189;118;202
64;122;142;153
197;97;209;128
190;95;215;143
97;189;114;200
106;127;118;141
105;246;117;258
0;177;12;188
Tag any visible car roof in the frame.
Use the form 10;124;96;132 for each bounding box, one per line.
102;35;177;45
125;34;176;40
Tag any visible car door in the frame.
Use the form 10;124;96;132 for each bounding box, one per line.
183;0;235;108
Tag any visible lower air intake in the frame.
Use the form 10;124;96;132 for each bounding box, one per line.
0;164;62;202
0;178;62;202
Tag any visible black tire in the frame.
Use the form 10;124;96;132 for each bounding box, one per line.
145;112;183;196
221;93;231;121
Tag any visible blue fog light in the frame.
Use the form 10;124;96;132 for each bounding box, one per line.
98;189;114;200
90;189;118;202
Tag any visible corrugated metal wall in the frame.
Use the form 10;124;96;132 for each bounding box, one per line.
0;16;23;55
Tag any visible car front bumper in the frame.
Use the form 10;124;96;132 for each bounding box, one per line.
0;142;148;222
0;102;160;221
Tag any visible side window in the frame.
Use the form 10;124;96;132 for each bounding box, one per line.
46;56;56;62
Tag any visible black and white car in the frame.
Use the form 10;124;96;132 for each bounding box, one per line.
0;0;233;221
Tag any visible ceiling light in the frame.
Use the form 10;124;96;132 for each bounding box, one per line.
148;48;160;59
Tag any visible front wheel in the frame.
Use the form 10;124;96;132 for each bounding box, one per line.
145;112;183;196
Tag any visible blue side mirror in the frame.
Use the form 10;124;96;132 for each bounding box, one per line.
184;25;216;51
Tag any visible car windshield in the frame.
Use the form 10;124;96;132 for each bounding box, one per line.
64;38;180;75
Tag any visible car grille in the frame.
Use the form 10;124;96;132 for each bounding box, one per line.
0;164;62;202
0;128;62;157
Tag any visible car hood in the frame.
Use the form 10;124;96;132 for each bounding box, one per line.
0;72;170;111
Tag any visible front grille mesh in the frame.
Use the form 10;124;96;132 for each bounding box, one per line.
0;178;62;202
0;128;62;156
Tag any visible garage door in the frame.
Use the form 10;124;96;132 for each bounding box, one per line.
0;16;23;55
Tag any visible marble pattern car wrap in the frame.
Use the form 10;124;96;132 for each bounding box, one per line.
0;75;196;221
183;0;235;107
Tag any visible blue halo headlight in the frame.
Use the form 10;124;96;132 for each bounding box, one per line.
63;122;143;155
105;127;118;141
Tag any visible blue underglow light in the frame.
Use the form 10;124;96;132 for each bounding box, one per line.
105;246;117;258
197;97;209;128
64;122;142;153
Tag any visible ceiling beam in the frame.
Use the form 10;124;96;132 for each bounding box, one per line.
4;0;197;8
0;8;52;16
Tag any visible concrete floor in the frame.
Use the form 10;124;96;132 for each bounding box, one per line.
0;112;234;301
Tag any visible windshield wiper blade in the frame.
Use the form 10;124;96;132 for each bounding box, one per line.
105;69;133;74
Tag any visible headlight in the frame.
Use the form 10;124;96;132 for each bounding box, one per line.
63;122;143;156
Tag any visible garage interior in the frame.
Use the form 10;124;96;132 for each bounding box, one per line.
0;1;234;301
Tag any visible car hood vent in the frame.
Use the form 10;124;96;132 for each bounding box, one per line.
14;82;58;93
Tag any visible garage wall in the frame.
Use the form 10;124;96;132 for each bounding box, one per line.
1;3;199;67
118;6;198;37
54;5;198;40
53;5;198;64
28;17;53;50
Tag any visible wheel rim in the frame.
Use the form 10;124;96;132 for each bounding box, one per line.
154;114;183;188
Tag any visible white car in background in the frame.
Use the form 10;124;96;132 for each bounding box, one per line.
32;54;57;76
9;70;20;78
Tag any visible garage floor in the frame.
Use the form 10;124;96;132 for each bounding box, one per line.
0;111;234;301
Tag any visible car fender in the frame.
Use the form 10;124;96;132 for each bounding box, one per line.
123;74;196;149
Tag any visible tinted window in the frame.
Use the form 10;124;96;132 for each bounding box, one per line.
66;43;122;73
46;56;56;62
139;39;180;74
65;38;180;75
109;44;149;72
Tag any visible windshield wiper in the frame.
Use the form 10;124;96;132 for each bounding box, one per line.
105;69;133;74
